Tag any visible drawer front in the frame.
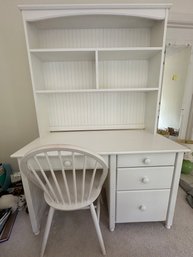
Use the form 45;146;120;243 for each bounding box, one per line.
29;154;109;170
117;166;174;190
117;153;175;168
116;190;170;223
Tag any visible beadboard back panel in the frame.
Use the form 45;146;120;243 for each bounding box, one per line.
46;92;145;131
38;28;151;49
99;60;148;89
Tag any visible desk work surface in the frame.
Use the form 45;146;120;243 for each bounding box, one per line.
11;130;189;158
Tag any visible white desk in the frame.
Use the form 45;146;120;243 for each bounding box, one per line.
11;130;189;234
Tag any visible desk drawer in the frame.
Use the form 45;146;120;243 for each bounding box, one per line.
116;190;170;223
117;166;174;190
117;153;175;168
28;154;109;170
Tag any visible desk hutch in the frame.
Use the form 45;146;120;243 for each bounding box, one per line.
12;4;189;234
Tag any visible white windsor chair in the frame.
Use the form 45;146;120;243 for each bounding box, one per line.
20;144;108;257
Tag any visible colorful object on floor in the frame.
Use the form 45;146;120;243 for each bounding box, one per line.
0;164;12;192
181;160;193;174
0;165;6;188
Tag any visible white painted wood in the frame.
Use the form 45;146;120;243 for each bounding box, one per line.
96;196;101;221
20;145;108;256
99;60;148;89
108;155;116;232
11;130;189;159
30;49;95;61
19;5;171;23
116;190;170;222
18;4;172;11
35;95;50;136
26;22;39;50
151;20;165;47
37;28;151;49
43;61;95;90
20;145;108;209
98;49;162;92
16;5;189;234
153;10;169;134
95;50;99;89
20;5;169;133
40;207;55;257
35;88;159;93
144;91;158;133
147;53;162;88
23;16;48;136
98;48;162;61
90;203;106;255
18;158;46;235
32;15;154;29
117;166;174;190
12;131;189;233
117;152;176;168
165;152;184;229
24;12;168;49
31;55;45;90
31;47;162;54
47;93;145;131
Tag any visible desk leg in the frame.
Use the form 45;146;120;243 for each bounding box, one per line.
108;155;116;232
18;159;46;235
165;152;183;229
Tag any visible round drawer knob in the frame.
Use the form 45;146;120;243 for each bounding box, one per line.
64;160;72;167
143;158;151;165
139;205;147;211
141;176;150;184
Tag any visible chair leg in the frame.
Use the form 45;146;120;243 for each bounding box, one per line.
97;196;101;221
40;207;55;257
90;203;106;255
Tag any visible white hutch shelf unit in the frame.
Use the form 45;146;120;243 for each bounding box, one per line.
21;4;169;135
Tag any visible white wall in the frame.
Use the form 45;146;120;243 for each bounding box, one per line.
1;0;193;171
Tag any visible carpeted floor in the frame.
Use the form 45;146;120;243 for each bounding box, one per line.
1;187;193;257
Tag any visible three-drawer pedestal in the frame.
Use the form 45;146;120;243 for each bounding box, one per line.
113;153;177;226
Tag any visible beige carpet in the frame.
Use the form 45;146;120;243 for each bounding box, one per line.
1;188;193;257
